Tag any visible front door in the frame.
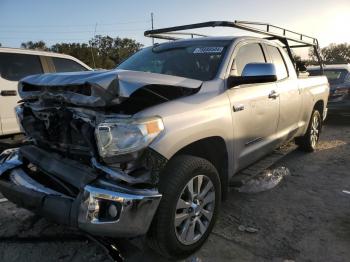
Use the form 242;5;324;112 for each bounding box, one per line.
227;42;280;170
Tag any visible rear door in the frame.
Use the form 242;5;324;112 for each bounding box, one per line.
0;52;44;135
264;44;302;141
227;42;280;170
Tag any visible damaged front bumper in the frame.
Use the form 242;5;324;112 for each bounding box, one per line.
0;148;162;238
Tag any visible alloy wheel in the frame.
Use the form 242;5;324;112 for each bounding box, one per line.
174;175;215;245
310;113;320;148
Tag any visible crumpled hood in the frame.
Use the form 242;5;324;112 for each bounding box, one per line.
19;69;202;107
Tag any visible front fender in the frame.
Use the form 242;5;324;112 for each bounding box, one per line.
135;86;235;176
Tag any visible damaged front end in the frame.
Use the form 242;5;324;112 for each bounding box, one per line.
0;147;162;237
0;69;200;237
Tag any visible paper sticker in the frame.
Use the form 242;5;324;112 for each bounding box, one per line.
193;47;224;54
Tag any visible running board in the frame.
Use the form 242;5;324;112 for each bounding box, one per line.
230;142;297;187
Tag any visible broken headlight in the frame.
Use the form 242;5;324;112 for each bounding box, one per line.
95;117;164;158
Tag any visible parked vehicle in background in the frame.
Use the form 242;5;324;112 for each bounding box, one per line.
308;64;350;115
0;48;92;136
0;21;329;258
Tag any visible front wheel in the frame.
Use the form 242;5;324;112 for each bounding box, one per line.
147;155;221;258
295;109;322;152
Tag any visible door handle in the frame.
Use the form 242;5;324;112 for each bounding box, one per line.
233;104;245;112
1;90;17;96
268;90;279;99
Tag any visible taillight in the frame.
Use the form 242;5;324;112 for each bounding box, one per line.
333;88;349;96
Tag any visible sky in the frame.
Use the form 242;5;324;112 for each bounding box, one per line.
0;0;349;56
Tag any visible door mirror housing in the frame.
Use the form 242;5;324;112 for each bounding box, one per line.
228;63;278;88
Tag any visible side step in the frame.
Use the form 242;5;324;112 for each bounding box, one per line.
230;143;297;186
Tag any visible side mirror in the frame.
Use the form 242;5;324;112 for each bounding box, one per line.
228;63;278;88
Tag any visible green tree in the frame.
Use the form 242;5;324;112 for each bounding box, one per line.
309;43;350;64
50;42;98;68
21;40;49;51
321;43;350;64
89;35;143;69
22;36;143;69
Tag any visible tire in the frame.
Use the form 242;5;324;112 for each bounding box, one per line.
147;155;221;258
295;109;322;152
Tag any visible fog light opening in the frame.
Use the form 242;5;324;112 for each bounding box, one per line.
108;203;119;218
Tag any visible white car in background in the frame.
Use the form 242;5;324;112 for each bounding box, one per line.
0;48;92;136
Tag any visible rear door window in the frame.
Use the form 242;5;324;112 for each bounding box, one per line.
233;43;266;75
0;53;43;81
266;45;288;80
52;57;88;72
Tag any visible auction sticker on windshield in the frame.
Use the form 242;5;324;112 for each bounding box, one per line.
193;47;224;54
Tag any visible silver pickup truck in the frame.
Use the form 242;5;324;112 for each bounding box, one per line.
0;21;329;258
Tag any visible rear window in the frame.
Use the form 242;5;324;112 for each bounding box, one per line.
308;69;348;85
118;40;230;81
0;53;43;81
266;45;288;80
52;57;88;72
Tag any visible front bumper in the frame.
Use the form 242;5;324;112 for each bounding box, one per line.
327;90;350;114
327;100;350;114
0;148;162;238
78;185;161;237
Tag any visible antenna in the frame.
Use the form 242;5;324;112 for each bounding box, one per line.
151;13;154;45
90;22;97;68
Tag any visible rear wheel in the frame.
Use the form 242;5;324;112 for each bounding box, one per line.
147;155;221;258
295;109;322;152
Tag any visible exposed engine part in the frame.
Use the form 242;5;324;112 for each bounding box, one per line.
17;103;169;187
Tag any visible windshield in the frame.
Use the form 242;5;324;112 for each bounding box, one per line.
117;40;230;81
308;69;348;85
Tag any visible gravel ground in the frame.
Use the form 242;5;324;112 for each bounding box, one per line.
0;116;349;262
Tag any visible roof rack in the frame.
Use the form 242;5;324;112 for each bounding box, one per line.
144;20;318;46
144;20;323;70
146;32;208;41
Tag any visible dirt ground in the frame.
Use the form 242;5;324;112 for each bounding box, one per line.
0;116;349;262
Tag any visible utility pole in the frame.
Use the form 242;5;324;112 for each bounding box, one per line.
151;12;154;45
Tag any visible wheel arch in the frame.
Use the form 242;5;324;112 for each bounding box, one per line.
314;100;325;119
171;136;229;200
